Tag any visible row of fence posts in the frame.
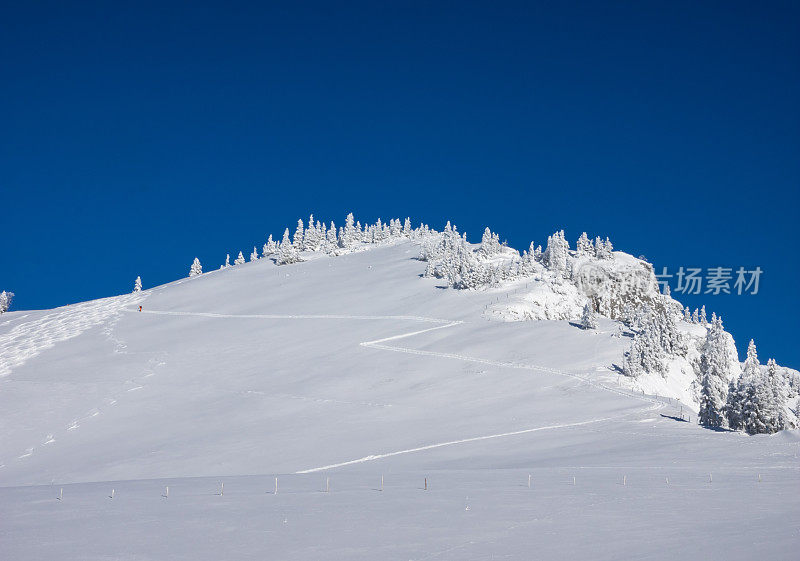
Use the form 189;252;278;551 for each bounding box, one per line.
52;470;767;501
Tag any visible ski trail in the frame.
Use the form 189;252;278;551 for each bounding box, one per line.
361;328;659;406
0;294;145;378
129;309;453;324
295;416;615;473
125;308;668;474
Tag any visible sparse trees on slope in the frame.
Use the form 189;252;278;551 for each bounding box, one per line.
189;258;202;277
133;276;142;293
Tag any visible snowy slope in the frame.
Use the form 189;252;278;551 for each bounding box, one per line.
1;241;798;560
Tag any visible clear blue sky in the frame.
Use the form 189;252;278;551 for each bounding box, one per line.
2;1;798;367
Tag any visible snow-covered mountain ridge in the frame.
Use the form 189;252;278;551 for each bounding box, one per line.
1;214;798;560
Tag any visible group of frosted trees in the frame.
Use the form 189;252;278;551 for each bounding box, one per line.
622;299;791;435
623;300;685;378
187;213;421;276
0;290;13;313
700;332;790;434
419;224;616;291
621;297;792;434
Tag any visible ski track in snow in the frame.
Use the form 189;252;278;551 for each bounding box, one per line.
125;307;668;474
0;294;160;470
0;294;144;378
295;416;617;473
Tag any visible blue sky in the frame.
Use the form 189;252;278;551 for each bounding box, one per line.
2;1;798;366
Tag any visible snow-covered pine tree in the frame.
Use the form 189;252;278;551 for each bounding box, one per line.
691;308;699;323
699;305;707;325
264;235;278;256
623;320;666;377
764;359;787;433
276;228;303;265
478;227;502;257
623;304;672;378
594;237;613;259
250;247;259;261
234;251;246;266
326;221;338;252
543;230;569;276
303;215;322;251
684;307;691;322
225;254;231;267
133;276;142;293
725;339;761;430
580;302;597;329
0;290;13;313
576;232;593;256
403;217;412;236
698;316;731;428
293;219;305;250
339;213;357;248
189;258;202;277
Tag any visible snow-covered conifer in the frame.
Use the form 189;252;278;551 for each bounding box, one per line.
303;215;321;251
595;237;613;259
543;230;569;276
339;213;357;248
293;219;305;250
263;235;278;256
624;320;666;377
698;316;731;428
580;302;597;329
322;222;336;252
699;305;707;325
728;339;758;430
133;276;142;293
234;251;246;266
0;290;14;313
479;228;502;257
225;254;231;267
276;228;303;265
576;232;593;256
250;247;259;261
189;258;202;277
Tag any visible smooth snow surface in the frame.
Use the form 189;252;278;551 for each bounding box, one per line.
1;242;798;560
